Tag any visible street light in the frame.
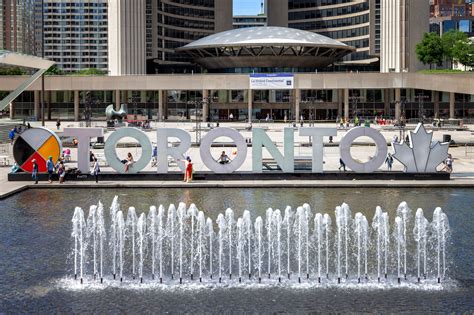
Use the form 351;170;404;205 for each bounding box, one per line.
415;93;430;123
187;96;217;145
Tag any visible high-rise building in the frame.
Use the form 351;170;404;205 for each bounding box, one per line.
430;0;474;37
266;0;377;69
0;0;36;54
37;0;109;72
380;0;429;72
430;0;472;18
108;0;146;75
146;0;233;73
233;15;267;29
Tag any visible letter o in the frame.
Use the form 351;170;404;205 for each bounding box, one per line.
200;127;247;173
104;127;152;173
339;127;388;173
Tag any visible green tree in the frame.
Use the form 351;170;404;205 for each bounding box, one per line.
416;32;444;69
452;38;474;70
45;65;65;75
74;68;107;76
0;66;26;75
441;29;469;69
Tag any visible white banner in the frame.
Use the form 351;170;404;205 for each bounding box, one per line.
249;73;294;90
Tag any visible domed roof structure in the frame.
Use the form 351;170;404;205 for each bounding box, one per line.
176;27;355;69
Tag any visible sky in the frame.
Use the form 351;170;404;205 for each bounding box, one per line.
233;0;263;16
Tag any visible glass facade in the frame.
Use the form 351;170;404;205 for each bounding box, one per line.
288;0;373;65
147;0;218;73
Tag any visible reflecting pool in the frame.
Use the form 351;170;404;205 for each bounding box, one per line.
0;188;473;313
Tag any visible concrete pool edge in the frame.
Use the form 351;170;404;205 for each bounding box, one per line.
2;179;474;200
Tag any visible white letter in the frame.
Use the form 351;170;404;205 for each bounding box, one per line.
64;128;103;174
252;127;294;173
199;127;247;173
157;128;191;173
339;127;388;173
299;127;337;173
104;127;152;173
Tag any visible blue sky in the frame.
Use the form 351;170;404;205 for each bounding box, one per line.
233;0;262;15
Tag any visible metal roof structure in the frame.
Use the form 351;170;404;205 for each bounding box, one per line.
177;27;355;70
0;51;55;111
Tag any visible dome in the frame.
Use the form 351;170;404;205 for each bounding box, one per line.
176;27;355;70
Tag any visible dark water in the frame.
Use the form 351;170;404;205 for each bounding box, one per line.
0;187;473;313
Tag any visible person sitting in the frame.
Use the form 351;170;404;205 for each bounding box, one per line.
217;151;230;164
63;148;71;162
124;152;134;172
151;146;158;167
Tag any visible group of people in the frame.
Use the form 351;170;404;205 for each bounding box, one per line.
31;156;66;184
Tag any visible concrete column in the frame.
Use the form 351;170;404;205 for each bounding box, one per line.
74;90;80;121
337;89;343;117
344;88;349;120
449;92;455;118
247;89;253;123
9;102;13;119
34;90;40;120
115;90;120;110
433;91;440;118
202;89;209;122
294;88;301;122
383;89;390;116
395;88;401;121
47;91;51;121
158;90;163;122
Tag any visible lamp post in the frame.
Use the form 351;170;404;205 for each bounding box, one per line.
415;93;429;123
187;96;217;145
349;95;364;125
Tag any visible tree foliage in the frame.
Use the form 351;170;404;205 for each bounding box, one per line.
441;29;468;63
45;65;65;75
74;68;107;76
452;38;474;69
0;66;26;75
416;32;444;68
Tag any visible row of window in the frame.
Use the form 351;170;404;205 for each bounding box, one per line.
289;3;369;20
289;14;369;29
160;16;214;30
289;0;364;10
162;0;214;9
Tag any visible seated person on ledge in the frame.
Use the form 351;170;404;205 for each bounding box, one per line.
217;151;231;164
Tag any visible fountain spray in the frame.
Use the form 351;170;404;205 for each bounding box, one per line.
126;207;138;280
243;210;252;279
284;206;293;279
148;206;157;280
274;210;282;282
177;203;187;284
207;218;214;280
217;213;226;283
72;207;85;283
255;216;263;283
188;204;198;281
225;208;234;280
266;208;273;279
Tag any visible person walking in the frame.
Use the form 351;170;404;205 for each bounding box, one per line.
338;157;346;172
46;156;55;183
385;153;394;171
442;154;453;173
56;119;61;130
8;128;15;144
32;159;39;184
91;157;100;183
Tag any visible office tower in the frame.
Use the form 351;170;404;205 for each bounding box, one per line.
108;0;146;75
146;0;233;73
